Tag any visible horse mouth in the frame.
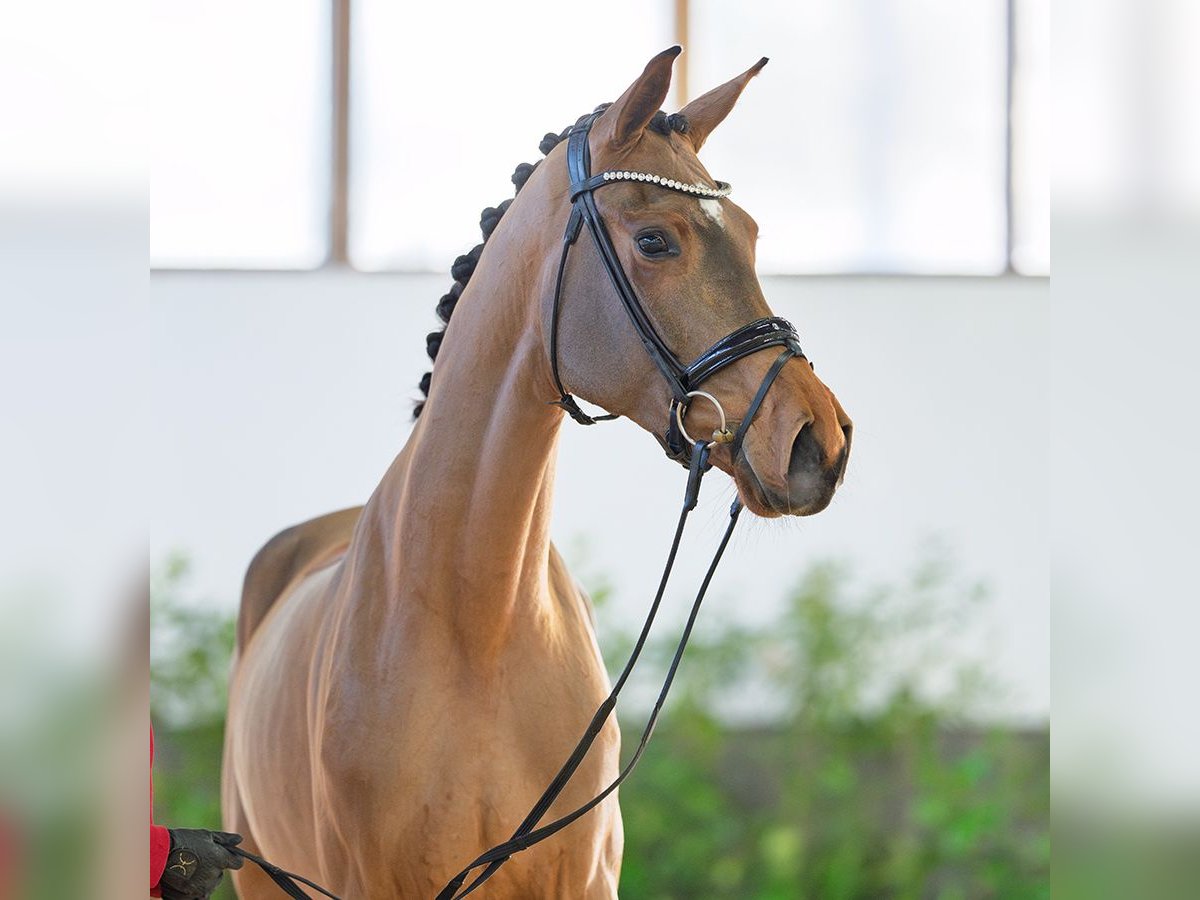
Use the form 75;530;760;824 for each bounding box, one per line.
731;452;841;518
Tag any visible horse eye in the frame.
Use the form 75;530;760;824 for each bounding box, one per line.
636;232;671;257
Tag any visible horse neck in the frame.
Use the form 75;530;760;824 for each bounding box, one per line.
352;207;566;655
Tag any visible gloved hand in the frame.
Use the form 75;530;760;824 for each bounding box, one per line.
159;829;244;900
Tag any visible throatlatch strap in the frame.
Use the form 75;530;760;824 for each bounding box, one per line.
547;210;618;425
435;442;742;900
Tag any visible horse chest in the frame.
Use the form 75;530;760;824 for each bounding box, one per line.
311;633;622;896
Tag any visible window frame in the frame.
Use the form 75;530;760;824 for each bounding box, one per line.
151;0;1045;277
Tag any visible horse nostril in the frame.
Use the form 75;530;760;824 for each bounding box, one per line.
788;421;823;476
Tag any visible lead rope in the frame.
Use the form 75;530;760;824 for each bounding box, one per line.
435;440;741;900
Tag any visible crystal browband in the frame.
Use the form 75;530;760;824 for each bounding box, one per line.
598;170;733;198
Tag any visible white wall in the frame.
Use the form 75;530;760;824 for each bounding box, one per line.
150;271;1048;721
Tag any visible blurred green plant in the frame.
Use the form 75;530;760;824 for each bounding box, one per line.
597;555;1049;900
0;619;100;900
151;550;1048;900
151;553;235;898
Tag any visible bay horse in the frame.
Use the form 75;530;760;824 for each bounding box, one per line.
223;47;852;899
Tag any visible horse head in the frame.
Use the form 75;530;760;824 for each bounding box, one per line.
535;48;853;516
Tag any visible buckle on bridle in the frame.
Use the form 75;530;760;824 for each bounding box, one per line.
549;394;618;426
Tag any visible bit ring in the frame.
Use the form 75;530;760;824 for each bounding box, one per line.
676;390;734;447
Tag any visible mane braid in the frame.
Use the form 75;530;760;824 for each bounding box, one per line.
412;107;690;419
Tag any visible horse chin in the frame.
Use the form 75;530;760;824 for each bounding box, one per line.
732;457;837;518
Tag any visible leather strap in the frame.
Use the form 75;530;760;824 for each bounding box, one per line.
229;846;341;900
436;443;742;900
436;111;812;900
548;209;617;425
681;317;801;387
437;342;797;899
730;348;796;461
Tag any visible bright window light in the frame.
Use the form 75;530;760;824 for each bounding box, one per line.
1012;0;1049;274
151;0;329;268
349;0;672;271
152;1;1038;276
688;0;1009;274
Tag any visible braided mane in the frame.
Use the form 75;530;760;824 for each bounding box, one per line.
412;108;690;419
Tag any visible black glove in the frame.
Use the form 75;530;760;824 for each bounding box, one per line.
160;829;244;900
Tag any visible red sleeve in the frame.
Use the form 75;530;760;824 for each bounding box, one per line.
151;728;170;893
151;824;169;894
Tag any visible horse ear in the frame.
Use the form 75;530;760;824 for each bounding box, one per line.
678;57;769;152
601;46;681;150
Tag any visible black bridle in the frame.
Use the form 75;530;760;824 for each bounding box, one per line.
549;111;803;466
433;113;808;899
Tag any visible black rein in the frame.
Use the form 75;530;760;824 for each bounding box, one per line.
434;111;805;899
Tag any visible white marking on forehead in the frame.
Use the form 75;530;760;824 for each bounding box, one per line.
698;197;725;229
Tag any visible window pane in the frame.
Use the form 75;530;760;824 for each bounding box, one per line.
350;1;672;271
689;0;1008;273
151;0;329;268
1012;0;1049;274
1055;0;1200;217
